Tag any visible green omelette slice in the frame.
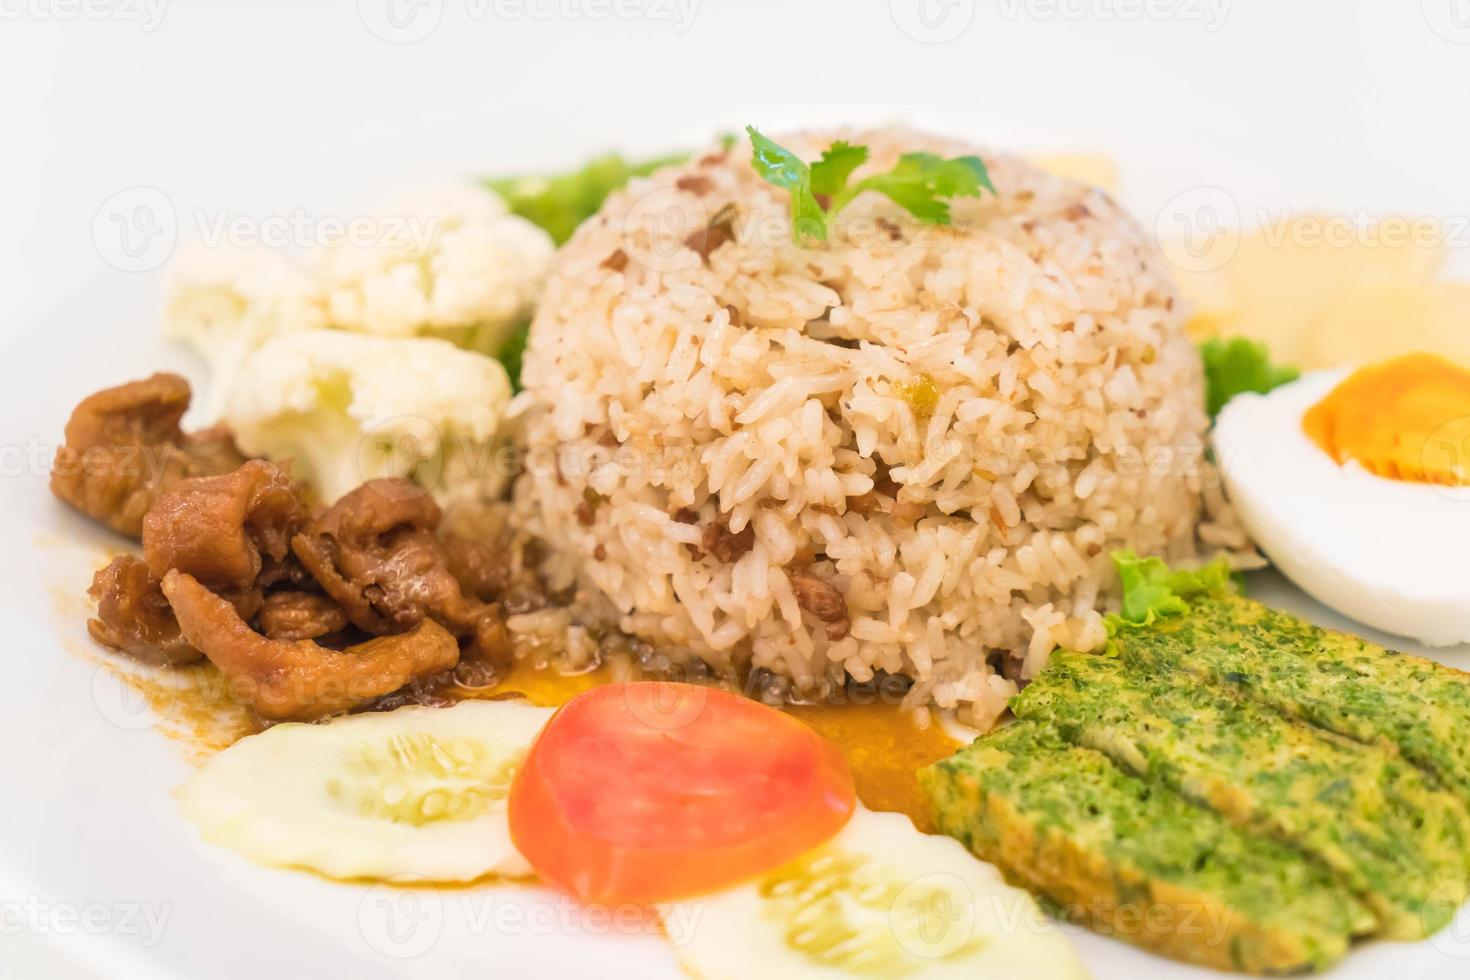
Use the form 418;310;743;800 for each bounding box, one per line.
921;722;1374;974
1012;650;1470;939
1120;593;1470;810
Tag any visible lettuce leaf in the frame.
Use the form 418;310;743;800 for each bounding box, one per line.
1200;337;1300;418
1109;550;1234;629
497;319;530;392
487;151;687;245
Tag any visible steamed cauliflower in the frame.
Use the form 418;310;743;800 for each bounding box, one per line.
162;184;554;384
163;244;326;419
222;331;513;505
312;185;554;354
161;182;551;503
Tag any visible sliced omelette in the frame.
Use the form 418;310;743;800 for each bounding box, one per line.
921;723;1373;974
1012;650;1470;939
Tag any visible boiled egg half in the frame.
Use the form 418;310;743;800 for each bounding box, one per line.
1214;353;1470;646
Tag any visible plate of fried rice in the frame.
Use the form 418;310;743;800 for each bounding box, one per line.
7;9;1470;978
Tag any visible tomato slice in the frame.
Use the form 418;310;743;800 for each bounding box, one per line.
507;682;856;904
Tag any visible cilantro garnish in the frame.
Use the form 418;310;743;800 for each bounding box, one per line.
746;126;995;244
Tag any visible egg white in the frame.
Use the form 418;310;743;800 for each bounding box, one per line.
1213;369;1470;646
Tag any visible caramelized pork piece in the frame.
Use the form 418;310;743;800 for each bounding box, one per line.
142;460;307;590
790;570;850;640
87;459;325;666
256;553;312;591
256;591;349;642
790;571;846;621
291;479;483;635
442;534;510;602
87;556;200;666
702;520;755;563
469;603;514;666
51;374;245;538
88;555;263;667
161;570;460;721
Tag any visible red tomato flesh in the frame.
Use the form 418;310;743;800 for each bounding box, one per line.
507;682;856;904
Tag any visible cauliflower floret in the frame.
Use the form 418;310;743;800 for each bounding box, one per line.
312;184;554;354
221;331;513;505
163;244;325;419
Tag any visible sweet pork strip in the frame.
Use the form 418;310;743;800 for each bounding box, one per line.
161;570;459;722
50;373;244;538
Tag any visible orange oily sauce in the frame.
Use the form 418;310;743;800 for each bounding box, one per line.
1303;352;1470;486
464;659;963;834
785;701;962;834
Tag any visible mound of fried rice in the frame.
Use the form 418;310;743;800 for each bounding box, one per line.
510;128;1243;727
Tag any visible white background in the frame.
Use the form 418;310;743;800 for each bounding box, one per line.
3;1;1470;977
3;0;1470;346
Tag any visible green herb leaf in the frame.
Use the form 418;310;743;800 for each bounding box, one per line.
487;151;687;245
1200;337;1300;418
1109;550;1234;629
745;126;995;245
853;152;994;225
809;140;869;199
746;126;827;242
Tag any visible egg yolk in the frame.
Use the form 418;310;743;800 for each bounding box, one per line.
1303;353;1470;486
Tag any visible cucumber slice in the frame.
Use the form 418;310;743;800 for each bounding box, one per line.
178;700;553;882
662;808;1087;979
